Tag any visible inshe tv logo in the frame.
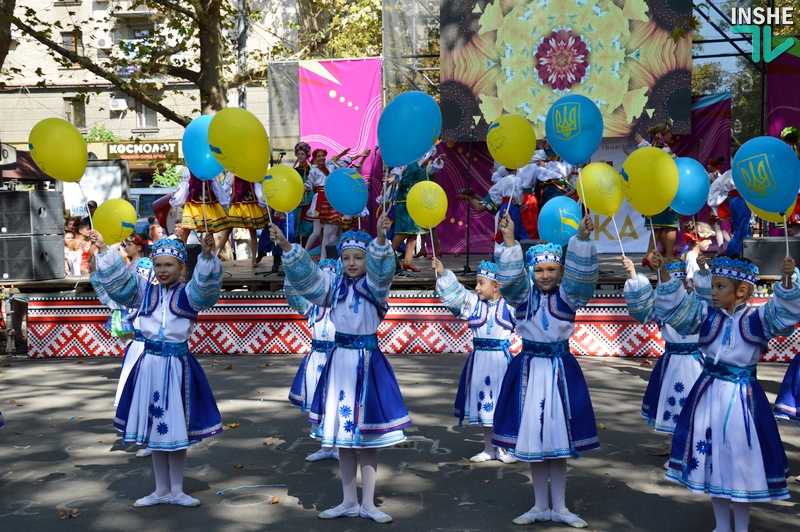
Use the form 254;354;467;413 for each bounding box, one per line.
731;7;796;63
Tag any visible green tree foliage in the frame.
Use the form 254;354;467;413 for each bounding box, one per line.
152;163;182;187
83;123;122;142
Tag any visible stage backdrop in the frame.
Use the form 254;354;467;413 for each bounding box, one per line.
298;58;382;185
767;36;800;139
440;0;692;141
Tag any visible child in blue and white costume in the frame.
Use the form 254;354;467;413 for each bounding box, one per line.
492;211;599;528
92;231;223;508
654;252;800;532
286;258;339;462
622;257;706;468
269;213;409;524
433;257;518;464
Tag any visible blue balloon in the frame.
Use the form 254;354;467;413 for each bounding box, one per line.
731;136;800;213
183;115;224;180
378;91;442;167
537;196;582;247
670;157;711;215
326;168;368;216
545;95;604;165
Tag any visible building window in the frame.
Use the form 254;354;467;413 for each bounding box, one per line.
64;97;86;129
61;32;84;55
136;101;158;129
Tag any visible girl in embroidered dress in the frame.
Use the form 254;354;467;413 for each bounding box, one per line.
304;148;351;261
433;257;518;464
680;221;715;288
269;214;409;524
292;142;315;247
170;167;231;246
622;257;706;468
492;211;599;528
653;252;800;532
286;258;339;462
92;231;224;508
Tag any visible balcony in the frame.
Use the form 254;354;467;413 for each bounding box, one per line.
109;0;165;22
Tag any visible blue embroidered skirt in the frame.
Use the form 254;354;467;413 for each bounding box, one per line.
309;333;411;448
667;361;789;502
492;340;599;461
640;342;704;434
114;332;145;407
454;337;512;426
114;339;222;451
774;354;800;424
289;339;335;412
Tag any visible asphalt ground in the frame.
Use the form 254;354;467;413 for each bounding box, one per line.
1;354;799;531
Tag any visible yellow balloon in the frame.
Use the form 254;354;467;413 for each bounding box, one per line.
208;108;270;183
262;165;304;213
747;200;797;223
28;118;88;182
93;199;137;245
486;114;536;169
577;162;623;216
620;147;679;217
407;181;448;228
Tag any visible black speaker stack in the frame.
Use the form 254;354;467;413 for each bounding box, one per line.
0;191;65;281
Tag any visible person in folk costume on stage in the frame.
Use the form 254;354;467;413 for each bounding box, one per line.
286;258;340;462
492;211;599;528
653;251;800;532
410;147;445;258
706;157;732;249
680;221;716;288
292;142;315;247
269;213;409;524
455;161;508;215
304;147;348;261
170;167;231;253
622;256;707;469
433;257;518;464
92;230;224;508
390;146;444;272
215;172;270;267
334;149;372;233
707;168;752;257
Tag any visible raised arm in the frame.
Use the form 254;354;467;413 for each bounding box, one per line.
496;212;530;305
759;256;800;338
366;214;396;305
560;215;598;309
185;232;223;311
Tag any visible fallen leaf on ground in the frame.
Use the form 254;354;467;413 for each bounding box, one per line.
269;496;280;504
461;464;471;470
15;402;24;407
97;440;104;443
458;502;475;506
483;480;490;484
640;359;653;367
76;360;84;364
597;423;606;430
260;363;272;367
234;464;244;469
222;364;234;370
225;422;240;429
211;360;220;367
50;424;58;428
263;438;274;446
57;507;79;519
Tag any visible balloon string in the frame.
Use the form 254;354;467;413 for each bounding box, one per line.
358;216;361;231
783;212;790;285
78;182;94;230
578;167;587;215
649;218;657;256
201;180;208;234
430;228;438;278
611;215;625;258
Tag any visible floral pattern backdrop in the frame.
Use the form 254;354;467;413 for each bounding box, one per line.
440;0;693;141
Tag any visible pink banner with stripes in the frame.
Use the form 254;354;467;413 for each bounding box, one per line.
298;58;383;184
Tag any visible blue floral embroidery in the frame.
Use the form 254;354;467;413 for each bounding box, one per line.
153;391;161;403
340;405;352;418
476;401;482;412
705;427;712;440
674;382;685;394
687;456;699;471
157;422;169;435
316;363;324;373
679;397;687;408
663;410;672;422
149;405;164;419
483;402;494;413
489;390;493;399
484;375;491;386
344;420;355;433
338;390;345;401
696;440;711;455
667;396;676;407
478;391;486;401
672;413;680;422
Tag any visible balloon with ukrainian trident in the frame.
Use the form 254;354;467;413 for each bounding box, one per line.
262;165;304;213
325;167;369;216
619;147;679;217
747;199;798;223
670;157;711;216
93;199;137;245
208;108;270;183
28;118;88;182
731;136;800;213
576;162;623;216
486;114;536;169
544;95;604;165
537;196;582;247
407;181;448;228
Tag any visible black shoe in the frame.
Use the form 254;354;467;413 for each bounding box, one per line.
255;251;265;265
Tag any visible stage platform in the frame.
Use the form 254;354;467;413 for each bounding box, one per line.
11;253;800;362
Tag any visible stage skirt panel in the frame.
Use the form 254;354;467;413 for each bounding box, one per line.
114;339;222;451
641;342;704;434
315;187;342;225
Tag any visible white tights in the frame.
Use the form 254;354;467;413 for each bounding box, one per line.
338;448;379;512
152;449;188;496
711;497;750;532
530;459;569;512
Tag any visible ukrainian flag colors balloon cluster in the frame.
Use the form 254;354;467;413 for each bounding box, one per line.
545;95;604;165
619;147;679;217
731;136;800;214
486;114;536;169
262;166;304;213
93;199;137;245
28;118;88;182
208;108;270;183
576;162;623;217
378;91;442;167
407;181;448;228
183;115;225;180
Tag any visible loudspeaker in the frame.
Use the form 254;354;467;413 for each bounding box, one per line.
0;235;66;281
0;191;64;235
741;237;800;276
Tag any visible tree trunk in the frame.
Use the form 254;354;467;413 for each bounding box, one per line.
197;0;227;112
0;0;16;71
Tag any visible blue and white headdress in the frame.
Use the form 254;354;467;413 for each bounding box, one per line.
337;229;372;256
665;260;687;279
319;258;337;272
151;238;187;264
525;242;563;267
477;260;498;281
711;256;758;285
135;257;154;279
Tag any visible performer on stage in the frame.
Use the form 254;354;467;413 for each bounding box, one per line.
170;168;231;253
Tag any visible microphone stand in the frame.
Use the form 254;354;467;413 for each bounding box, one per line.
462;125;476;275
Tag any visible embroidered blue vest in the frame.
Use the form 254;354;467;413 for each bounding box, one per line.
140;283;199;321
514;287;576;324
698;306;768;350
467;299;515;331
332;276;389;320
